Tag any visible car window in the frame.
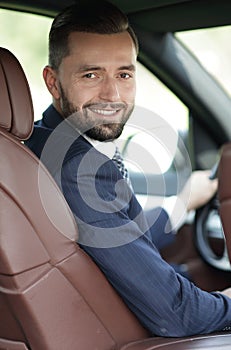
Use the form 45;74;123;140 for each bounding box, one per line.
0;9;52;120
136;63;188;132
122;62;189;173
176;26;231;98
0;8;189;174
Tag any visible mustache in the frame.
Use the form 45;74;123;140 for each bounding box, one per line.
84;102;127;110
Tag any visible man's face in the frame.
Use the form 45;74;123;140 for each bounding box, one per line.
53;31;137;141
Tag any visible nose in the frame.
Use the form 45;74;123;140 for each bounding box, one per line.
98;76;120;102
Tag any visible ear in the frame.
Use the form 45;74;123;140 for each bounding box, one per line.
43;65;60;100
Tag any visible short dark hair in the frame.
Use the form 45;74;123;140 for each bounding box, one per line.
48;0;139;70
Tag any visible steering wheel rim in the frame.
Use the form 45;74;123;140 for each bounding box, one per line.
194;194;231;271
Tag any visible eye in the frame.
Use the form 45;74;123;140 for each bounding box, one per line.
120;72;132;79
84;72;97;79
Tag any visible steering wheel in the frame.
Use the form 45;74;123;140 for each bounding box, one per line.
194;162;231;271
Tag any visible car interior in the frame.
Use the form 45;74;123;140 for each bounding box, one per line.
1;1;231;349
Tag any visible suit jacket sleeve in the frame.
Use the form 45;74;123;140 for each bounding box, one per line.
58;143;231;337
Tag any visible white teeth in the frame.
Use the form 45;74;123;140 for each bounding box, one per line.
92;109;117;116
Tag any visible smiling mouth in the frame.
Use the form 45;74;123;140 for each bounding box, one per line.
90;108;120;116
86;103;125;117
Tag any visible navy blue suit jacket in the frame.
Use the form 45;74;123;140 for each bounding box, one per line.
25;105;231;337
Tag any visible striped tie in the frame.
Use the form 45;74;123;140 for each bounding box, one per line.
112;147;133;189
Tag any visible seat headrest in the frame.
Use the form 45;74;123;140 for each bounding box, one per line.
0;47;34;140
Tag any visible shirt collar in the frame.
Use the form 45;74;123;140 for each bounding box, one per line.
83;135;116;159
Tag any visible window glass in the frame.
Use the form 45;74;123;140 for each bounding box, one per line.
0;9;188;131
0;8;189;174
136;62;188;132
122;62;189;173
176;26;231;98
0;9;52;120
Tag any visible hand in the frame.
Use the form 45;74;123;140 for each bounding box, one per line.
182;170;218;212
218;287;231;299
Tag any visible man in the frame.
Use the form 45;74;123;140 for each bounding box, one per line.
26;0;231;337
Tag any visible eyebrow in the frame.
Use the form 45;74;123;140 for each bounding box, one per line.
119;64;136;71
77;64;136;73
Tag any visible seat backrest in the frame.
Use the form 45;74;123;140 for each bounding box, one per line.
218;142;231;264
0;47;149;350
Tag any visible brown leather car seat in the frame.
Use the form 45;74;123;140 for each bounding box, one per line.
0;47;151;350
218;142;231;265
1;47;231;350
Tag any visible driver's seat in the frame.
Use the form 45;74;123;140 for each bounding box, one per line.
2;46;231;350
0;47;150;349
218;142;231;266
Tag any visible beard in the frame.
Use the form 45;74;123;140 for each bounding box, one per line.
59;84;134;142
